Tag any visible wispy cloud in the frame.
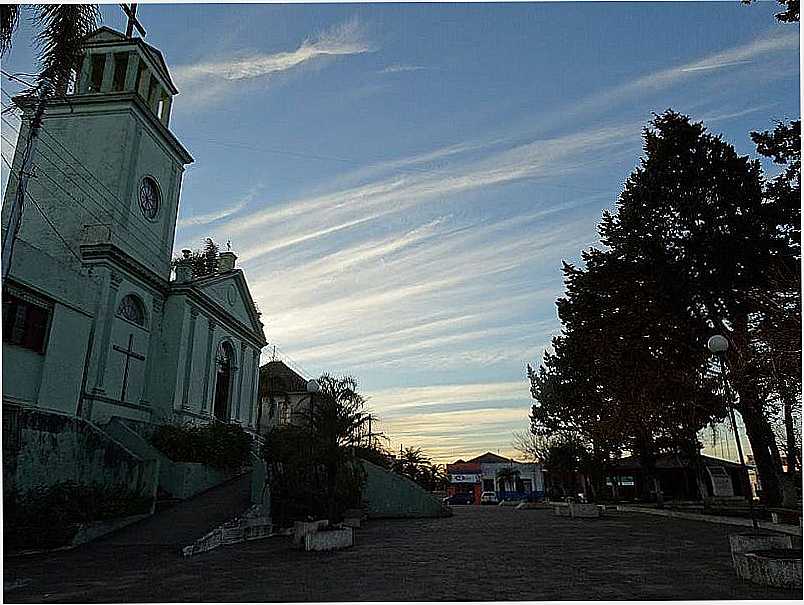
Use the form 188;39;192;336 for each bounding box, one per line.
173;18;374;106
176;188;257;228
572;30;799;115
173;26;797;463
222;122;635;249
379;64;428;74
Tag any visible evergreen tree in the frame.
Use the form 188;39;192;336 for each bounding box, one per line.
530;111;799;505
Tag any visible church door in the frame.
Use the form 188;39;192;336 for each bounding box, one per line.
213;342;234;421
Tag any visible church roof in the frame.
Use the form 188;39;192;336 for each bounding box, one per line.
82;27;178;94
260;360;309;395
170;268;267;346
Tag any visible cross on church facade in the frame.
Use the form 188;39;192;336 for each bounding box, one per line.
113;333;145;402
120;3;147;38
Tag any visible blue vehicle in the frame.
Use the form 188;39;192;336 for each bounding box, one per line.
443;492;475;505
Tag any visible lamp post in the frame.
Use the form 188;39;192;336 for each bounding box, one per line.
305;379;320;519
707;334;759;531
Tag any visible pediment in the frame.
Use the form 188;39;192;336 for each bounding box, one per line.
192;271;265;341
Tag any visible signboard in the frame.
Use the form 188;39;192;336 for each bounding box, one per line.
449;474;480;484
706;465;734;497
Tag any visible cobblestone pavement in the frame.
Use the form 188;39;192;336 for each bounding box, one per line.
5;505;802;602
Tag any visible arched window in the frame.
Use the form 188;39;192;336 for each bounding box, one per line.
117;294;146;327
214;341;236;421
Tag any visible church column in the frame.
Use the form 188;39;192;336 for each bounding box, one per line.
181;305;199;409
100;52;115;92
235;342;247;421
148;81;162;114
248;349;260;427
137;66;151;100
160;94;172;127
77;52;92;94
139;295;164;406
92;271;123;393
201;318;216;414
123;51;140;90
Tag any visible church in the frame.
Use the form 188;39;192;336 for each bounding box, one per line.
2;27;267;429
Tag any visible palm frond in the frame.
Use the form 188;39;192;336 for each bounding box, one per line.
32;4;100;93
1;4;20;55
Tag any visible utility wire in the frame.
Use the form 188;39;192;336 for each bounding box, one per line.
1;110;170;257
192;136;616;197
0;125;168;260
1;151;84;265
0;134;169;266
1;70;37;87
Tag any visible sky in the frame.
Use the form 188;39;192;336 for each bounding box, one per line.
0;2;799;464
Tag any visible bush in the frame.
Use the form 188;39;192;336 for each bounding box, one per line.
263;425;367;527
4;482;152;551
149;422;252;470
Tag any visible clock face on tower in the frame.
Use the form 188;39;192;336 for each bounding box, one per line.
138;176;161;220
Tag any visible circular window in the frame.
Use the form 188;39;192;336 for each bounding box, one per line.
226;285;236;306
138;176;161;220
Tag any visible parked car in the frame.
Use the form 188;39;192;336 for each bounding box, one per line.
480;491;498;505
443;492;474;505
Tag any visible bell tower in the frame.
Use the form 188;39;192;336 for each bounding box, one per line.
2;26;193;283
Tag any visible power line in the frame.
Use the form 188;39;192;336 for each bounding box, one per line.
1;110;170;257
1;92;171;249
0;69;37;87
2;151;84;265
191;135;616;196
0;125;168;260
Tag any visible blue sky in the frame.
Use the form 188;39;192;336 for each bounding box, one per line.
1;2;799;463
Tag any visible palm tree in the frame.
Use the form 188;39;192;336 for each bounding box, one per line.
313;374;371;521
1;5;100;281
1;5;101;94
496;466;520;495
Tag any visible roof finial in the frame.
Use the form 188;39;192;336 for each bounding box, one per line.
226;239;232;252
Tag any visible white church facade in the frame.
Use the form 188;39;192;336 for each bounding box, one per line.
2;28;267;428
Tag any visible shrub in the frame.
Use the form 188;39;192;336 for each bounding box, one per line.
4;482;152;552
263;425;367;527
149;422;252;470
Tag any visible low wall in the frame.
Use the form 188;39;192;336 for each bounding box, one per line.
360;459;450;519
101;416;245;500
3;403;158;501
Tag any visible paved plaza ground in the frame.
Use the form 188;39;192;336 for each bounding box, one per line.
4;498;802;602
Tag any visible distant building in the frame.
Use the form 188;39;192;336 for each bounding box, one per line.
257;360;314;433
447;452;544;503
606;453;751;501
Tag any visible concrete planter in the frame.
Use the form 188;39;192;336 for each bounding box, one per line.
553;503;570;517
292;519;329;546
243;517;272;541
735;549;803;588
569;503;602;518
304;527;354;552
729;532;800;587
729;532;793;559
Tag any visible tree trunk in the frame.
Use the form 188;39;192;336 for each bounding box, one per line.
780;381;800;474
738;397;784;506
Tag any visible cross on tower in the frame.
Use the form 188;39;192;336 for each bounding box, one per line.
113;333;145;402
120;3;147;38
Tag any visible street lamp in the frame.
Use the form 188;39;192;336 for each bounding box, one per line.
707;334;759;531
305;379;320;519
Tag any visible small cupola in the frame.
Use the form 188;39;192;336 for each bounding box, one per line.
72;27;178;127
